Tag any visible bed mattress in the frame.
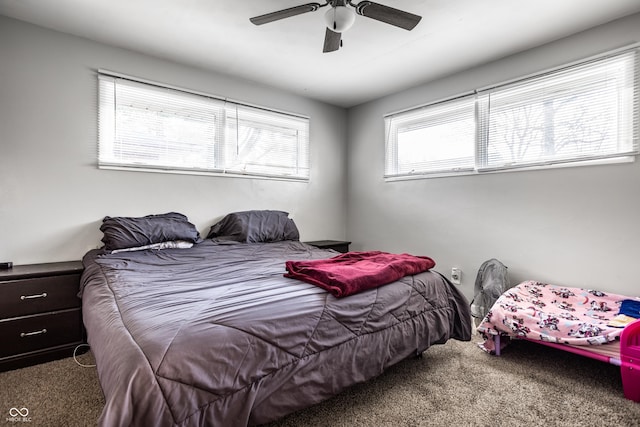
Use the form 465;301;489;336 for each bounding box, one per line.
80;240;471;426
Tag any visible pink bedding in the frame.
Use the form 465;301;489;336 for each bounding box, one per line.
477;280;634;346
284;251;435;297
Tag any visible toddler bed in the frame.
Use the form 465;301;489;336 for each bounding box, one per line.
477;280;640;402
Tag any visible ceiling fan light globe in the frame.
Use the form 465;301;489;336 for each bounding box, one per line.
324;6;355;33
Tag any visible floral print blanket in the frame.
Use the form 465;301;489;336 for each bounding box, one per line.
477;280;630;346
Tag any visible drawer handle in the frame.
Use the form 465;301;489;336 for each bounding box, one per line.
20;329;47;338
20;292;48;300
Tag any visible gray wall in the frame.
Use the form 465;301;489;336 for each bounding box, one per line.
346;13;640;300
0;16;348;264
2;13;639;301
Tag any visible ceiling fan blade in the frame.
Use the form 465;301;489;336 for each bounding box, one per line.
354;1;422;30
323;28;342;53
250;3;323;25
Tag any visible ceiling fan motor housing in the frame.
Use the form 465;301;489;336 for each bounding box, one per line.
325;5;356;32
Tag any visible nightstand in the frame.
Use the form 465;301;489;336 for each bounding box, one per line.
0;261;85;371
304;240;351;253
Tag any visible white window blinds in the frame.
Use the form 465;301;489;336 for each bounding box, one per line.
98;72;310;180
384;46;639;179
477;50;638;171
385;96;476;177
223;104;309;177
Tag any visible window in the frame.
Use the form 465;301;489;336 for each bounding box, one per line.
98;72;310;180
385;96;476;176
385;47;639;179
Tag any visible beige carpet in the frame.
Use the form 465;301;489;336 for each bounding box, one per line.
1;337;639;426
0;350;103;426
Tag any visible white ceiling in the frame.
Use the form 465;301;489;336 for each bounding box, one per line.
2;0;640;108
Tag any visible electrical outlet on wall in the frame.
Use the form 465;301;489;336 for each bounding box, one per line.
451;267;461;285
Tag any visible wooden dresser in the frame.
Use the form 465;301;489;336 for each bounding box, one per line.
0;261;84;371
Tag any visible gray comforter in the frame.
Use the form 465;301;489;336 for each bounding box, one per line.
80;240;471;426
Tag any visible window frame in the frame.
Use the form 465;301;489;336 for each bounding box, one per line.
385;95;477;178
98;70;310;182
384;46;639;180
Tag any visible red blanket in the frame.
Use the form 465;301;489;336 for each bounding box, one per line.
284;251;436;298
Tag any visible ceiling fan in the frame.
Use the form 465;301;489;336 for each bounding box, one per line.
250;0;422;53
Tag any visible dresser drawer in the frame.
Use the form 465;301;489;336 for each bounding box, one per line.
0;274;81;318
0;309;82;358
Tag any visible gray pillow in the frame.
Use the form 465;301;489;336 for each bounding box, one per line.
206;210;299;243
100;212;200;251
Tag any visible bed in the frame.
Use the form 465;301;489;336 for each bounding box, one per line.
477;280;640;403
79;211;472;426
